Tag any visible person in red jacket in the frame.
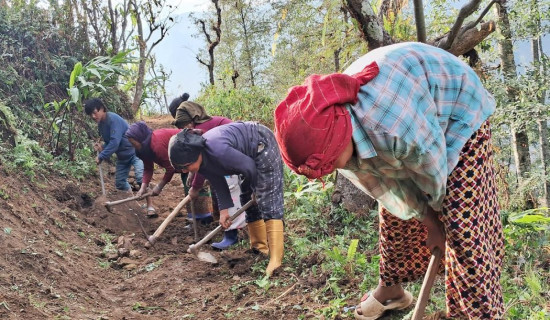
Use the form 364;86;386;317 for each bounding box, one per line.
125;121;181;217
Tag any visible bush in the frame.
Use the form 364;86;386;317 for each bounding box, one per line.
196;86;276;128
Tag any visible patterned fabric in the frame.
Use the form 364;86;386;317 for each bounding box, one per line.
339;42;496;219
183;179;213;218
253;124;284;220
378;121;504;319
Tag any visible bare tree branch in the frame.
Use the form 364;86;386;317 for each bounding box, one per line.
440;0;482;50
460;0;499;36
196;0;222;85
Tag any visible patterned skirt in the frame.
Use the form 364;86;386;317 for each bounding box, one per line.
181;173;213;218
378;121;504;319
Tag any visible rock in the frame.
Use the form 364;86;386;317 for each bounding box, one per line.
129;249;141;258
118;257;140;266
116;236;125;247
123;263;137;271
117;248;130;257
106;252;119;261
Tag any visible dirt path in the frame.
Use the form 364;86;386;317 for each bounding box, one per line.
0;115;325;320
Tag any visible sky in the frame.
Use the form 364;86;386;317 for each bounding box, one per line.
151;0;211;102
152;0;549;108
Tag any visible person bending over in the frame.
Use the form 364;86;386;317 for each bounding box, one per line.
169;122;284;276
274;42;503;320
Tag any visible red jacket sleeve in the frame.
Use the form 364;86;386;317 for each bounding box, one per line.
151;129;181;184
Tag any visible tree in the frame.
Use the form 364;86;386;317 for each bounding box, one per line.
343;0;498;56
494;1;535;209
129;0;176;114
196;0;222;86
530;0;550;207
214;0;272;88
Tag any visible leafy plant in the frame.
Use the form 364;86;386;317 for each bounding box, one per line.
43;51;133;160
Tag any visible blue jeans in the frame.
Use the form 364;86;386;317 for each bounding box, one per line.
115;154;144;191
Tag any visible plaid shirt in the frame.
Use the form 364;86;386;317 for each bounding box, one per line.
338;43;496;220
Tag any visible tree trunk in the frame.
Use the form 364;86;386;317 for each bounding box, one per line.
237;1;255;87
495;1;535;209
532;0;550;207
537;120;550;208
332;173;376;214
196;0;222;86
413;0;426;43
130;0;146;115
343;0;393;49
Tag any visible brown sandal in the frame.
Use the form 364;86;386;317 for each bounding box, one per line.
354;290;413;320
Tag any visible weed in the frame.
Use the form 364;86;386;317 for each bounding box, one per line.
316;297;347;318
254;276;271;292
28;294;46;308
57;241;69;250
3;227;12;235
97;259;111;269
0;188;9;200
99;233;117;256
54;220;64;229
0;301;10;311
144;259;163;272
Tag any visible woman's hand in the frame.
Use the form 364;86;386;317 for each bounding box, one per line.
186;172;195;187
93;142;103;152
219;209;231;229
422;207;446;253
152;181;165;196
136;183;148;198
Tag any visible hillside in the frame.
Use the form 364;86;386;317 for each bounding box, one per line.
0;115;379;320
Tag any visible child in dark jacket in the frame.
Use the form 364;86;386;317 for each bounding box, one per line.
168;121;284;276
84;98;144;192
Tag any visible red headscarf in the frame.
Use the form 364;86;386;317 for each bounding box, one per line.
274;62;379;179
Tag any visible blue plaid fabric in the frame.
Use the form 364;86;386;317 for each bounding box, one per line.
338;42;496;220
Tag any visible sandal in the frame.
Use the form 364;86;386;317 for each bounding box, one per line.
353;290;413;320
146;207;158;218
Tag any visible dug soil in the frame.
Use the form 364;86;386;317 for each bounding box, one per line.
0;115;411;320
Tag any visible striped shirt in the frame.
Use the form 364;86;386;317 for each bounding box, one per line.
338;42;496;220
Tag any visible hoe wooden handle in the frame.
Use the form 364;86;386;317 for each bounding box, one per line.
149;195;191;242
411;247;443;320
105;192;152;207
188;198;255;253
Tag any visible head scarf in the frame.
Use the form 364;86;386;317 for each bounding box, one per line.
169;93;190;118
126;121;154;160
168;128;206;170
274;62;379;179
172;101;212;129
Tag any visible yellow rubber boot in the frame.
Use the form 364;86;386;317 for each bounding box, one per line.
265;219;284;277
247;219;269;255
